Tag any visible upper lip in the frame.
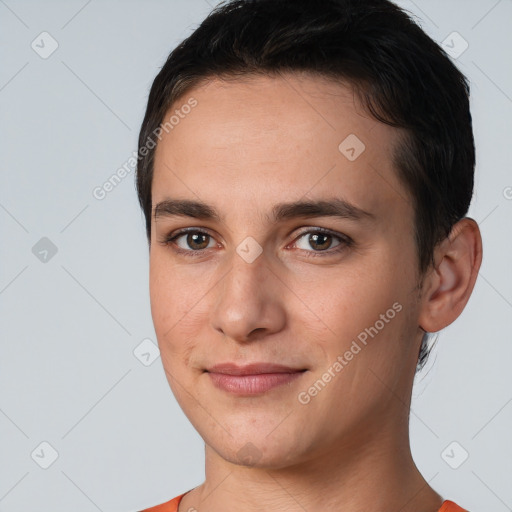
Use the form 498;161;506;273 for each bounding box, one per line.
206;363;306;375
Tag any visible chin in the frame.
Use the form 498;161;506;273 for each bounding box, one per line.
202;425;311;470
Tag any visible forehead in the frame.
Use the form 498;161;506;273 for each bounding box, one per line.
152;73;411;226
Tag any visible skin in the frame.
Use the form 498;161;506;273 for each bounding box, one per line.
148;72;482;512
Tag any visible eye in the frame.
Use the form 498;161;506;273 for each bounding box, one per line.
291;228;351;256
159;227;352;259
166;229;217;252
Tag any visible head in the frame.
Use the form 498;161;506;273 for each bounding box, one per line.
136;0;482;468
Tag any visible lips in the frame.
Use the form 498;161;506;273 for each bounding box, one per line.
205;362;307;395
206;362;306;375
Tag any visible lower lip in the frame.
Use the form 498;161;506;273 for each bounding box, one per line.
207;372;305;395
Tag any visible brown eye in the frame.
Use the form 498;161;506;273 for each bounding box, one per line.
294;230;343;252
162;227;352;259
185;232;211;250
167;230;216;252
308;232;333;251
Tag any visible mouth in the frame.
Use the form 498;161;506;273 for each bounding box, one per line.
205;362;308;395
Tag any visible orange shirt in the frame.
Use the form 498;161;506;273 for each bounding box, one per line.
141;492;468;512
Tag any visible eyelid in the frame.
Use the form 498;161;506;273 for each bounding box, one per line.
291;226;350;243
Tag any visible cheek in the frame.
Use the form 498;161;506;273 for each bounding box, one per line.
295;265;398;335
301;262;412;381
150;253;191;328
149;253;211;362
295;280;410;420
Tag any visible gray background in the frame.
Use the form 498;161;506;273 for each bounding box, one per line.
1;0;511;511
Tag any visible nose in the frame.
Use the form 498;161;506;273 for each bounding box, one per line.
210;248;287;343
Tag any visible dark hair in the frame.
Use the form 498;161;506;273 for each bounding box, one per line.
136;0;475;372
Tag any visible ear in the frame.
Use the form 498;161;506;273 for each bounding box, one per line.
418;218;483;333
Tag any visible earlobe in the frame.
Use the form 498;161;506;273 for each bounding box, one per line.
418;218;483;333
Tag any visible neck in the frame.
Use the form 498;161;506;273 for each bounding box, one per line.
180;411;443;512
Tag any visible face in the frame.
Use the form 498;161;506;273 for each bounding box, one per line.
149;73;425;469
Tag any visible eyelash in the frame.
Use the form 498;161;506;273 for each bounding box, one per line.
158;227;353;259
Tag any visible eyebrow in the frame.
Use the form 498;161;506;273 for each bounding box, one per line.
153;197;375;224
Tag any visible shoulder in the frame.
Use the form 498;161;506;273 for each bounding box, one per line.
439;500;469;512
139;492;186;512
139;495;466;512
